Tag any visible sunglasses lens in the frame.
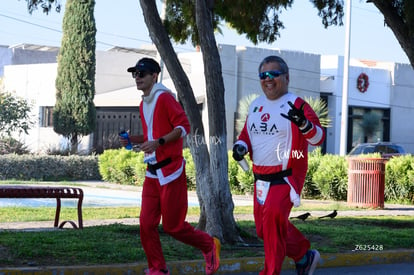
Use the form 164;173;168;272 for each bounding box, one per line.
259;72;268;80
259;71;283;80
132;71;149;78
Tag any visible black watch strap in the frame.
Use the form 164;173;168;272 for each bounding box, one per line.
158;137;165;145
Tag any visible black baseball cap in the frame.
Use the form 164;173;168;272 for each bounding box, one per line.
127;57;161;73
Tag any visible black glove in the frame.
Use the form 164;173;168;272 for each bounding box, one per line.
281;101;312;133
232;144;246;161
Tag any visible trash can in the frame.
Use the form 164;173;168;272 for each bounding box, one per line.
347;157;386;209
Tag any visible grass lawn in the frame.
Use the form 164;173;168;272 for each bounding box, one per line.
0;206;413;267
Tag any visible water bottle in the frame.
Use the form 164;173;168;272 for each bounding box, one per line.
119;130;132;150
236;146;249;172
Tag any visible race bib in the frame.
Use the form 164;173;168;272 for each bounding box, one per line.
256;180;271;205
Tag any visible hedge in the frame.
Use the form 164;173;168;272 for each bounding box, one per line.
98;148;414;204
1;149;413;204
0;154;101;181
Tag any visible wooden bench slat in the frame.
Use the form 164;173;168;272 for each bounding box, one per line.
0;186;84;229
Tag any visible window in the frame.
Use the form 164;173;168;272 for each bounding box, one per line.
347;107;390;152
40;106;54;127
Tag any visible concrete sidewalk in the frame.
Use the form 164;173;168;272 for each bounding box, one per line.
1;181;414;274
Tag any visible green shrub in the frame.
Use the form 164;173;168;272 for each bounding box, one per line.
227;151;254;195
227;151;241;193
0;154;100;180
96;148;414;205
183;148;196;190
235;158;254;195
303;147;323;198
98;149;118;182
131;151;146;185
98;148;197;188
0;137;30;155
312;154;348;200
98;149;143;185
45;144;71;156
385;155;414;203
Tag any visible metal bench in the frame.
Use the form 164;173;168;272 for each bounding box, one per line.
0;186;84;229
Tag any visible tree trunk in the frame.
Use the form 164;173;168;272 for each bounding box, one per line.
70;134;78;155
139;0;241;243
194;0;242;243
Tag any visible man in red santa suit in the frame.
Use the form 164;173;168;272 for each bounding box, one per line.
233;55;325;275
121;57;220;275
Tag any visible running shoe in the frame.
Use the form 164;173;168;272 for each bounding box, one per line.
203;237;221;275
295;249;320;275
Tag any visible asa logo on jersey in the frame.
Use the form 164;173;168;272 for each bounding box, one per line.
249;112;279;135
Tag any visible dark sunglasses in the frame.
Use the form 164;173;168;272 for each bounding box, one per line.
258;70;285;80
132;71;151;78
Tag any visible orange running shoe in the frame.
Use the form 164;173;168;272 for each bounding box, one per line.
203;237;221;275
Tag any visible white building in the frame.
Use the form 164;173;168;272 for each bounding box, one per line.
321;56;414;153
2;43;413;154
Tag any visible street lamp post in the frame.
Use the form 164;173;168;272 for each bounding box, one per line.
340;0;352;156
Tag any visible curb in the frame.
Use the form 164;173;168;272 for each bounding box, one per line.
1;250;413;274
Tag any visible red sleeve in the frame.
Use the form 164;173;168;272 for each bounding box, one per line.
159;93;190;135
293;98;325;146
139;103;148;142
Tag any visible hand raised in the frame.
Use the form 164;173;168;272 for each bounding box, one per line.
281;101;307;127
281;101;312;133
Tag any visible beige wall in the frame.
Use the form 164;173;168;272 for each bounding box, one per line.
390;63;414;153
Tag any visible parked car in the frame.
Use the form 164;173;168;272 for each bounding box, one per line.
348;142;406;159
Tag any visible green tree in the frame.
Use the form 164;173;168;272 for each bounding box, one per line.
53;0;96;154
0;81;33;155
0;87;33;137
163;0;343;46
371;0;414;68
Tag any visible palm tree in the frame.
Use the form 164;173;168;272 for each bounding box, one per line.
234;93;259;136
304;96;332;128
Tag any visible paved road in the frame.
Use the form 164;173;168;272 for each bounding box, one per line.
235;262;414;274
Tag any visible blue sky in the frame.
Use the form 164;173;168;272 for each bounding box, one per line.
0;0;409;64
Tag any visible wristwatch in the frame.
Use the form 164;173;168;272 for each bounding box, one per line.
158;137;165;145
